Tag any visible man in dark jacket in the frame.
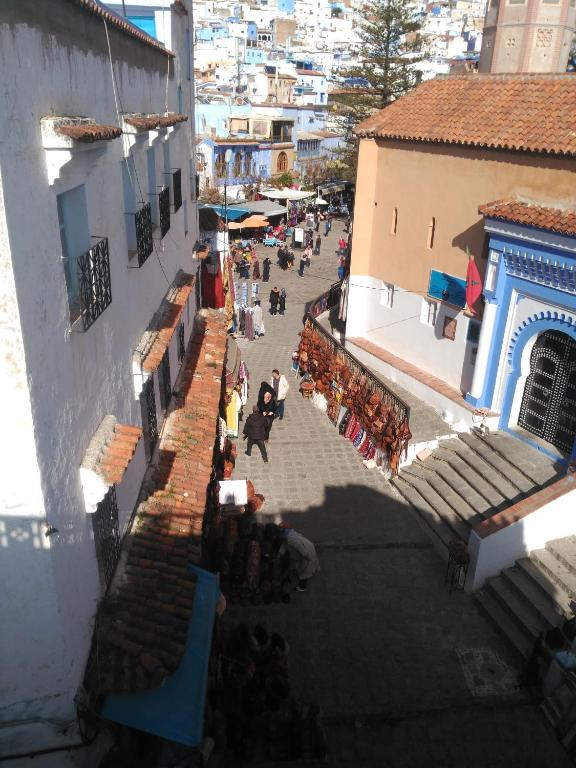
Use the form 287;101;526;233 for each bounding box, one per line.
243;406;269;462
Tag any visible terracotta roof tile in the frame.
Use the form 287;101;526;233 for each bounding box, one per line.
55;122;122;143
296;69;325;77
479;198;576;237
82;417;142;487
135;271;196;374
89;310;228;696
355;74;576;157
67;0;174;57
125;113;188;131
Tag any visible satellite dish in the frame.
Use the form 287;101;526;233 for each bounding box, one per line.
224;149;233;163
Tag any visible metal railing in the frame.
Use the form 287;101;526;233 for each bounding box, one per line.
70;236;112;331
134;202;153;267
159;186;171;238
303;313;411;430
172;169;182;213
306;280;342;318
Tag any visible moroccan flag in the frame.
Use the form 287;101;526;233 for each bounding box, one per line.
466;255;482;314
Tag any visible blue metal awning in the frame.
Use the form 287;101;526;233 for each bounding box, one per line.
202;204;249;221
101;566;219;747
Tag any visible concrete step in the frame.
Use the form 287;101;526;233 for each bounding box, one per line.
391;477;455;550
475;588;533;659
516;557;574;619
394;471;470;542
434;447;508;509
443;440;525;503
404;463;484;527
458;432;534;495
486;574;548;642
501;565;564;629
472;430;560;487
427;455;494;518
547;537;576;578
528;549;576;607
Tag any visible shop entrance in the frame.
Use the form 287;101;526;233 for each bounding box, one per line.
517;330;576;454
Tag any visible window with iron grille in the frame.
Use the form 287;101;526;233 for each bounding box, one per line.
134;202;153;266
92;485;121;590
159;186;170;237
73;237;112;331
159;349;172;410
141;377;158;458
172;169;182;212
178;322;185;362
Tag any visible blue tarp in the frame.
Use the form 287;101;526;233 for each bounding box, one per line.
202;205;250;221
101;565;219;747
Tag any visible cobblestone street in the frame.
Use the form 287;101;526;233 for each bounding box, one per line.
225;218;571;767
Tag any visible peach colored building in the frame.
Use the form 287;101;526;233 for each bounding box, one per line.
479;0;576;74
346;74;576;458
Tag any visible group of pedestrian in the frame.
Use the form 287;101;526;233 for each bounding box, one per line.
269;287;287;315
277;246;295;271
243;370;289;463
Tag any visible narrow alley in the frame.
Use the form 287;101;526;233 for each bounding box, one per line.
224;217;571;767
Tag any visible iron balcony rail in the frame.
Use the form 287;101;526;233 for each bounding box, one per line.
304;303;411;427
159;186;171;238
172;168;182;213
134;202;153;267
306;280;342;318
66;236;112;332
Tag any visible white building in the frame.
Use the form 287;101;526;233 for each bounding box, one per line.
0;0;200;756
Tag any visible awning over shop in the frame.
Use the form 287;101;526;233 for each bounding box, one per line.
260;188;315;201
318;182;346;194
202;204;250;221
244;199;287;217
101;566;219;747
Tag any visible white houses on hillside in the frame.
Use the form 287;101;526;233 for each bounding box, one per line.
0;0;199;755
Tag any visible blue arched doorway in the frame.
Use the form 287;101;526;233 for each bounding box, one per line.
517;329;576;454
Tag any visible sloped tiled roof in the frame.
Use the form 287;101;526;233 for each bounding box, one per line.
479;198;576;237
355;74;576;157
55;122;122;143
91;310;228;695
125;113;188;131
297;69;325;77
135;272;196;375
66;0;174;56
82;416;142;487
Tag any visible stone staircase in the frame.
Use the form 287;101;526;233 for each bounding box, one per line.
475;537;576;659
391;429;560;550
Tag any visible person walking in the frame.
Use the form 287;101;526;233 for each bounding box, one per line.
262;256;271;282
270;369;289;420
269;286;280;315
314;215;320;233
338;237;346;255
298;252;307;277
304;244;312;268
257;381;277;437
324;218;330;237
279;288;287;315
252;257;261;280
327;214;332;233
314;234;321;256
243;406;269;462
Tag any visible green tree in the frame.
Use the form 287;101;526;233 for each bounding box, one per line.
332;0;423;178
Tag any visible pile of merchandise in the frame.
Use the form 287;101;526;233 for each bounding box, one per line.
207;623;327;762
298;319;411;474
212;518;294;607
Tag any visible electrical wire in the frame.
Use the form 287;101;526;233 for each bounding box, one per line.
102;17;172;287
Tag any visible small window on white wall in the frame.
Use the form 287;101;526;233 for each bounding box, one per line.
380;282;394;308
420;298;437;327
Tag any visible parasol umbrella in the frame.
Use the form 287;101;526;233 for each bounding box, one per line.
314;196;329;206
228;215;269;230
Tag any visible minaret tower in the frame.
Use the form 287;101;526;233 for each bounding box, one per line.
479;0;576;73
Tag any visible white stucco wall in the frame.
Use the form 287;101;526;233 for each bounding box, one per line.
0;1;199;742
346;275;477;392
467;485;576;591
